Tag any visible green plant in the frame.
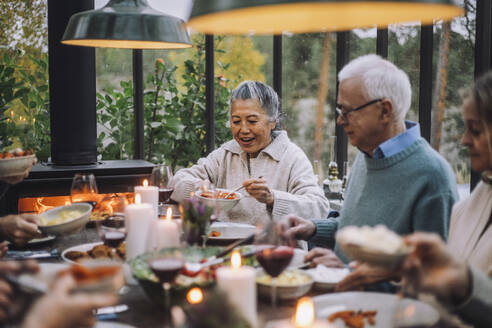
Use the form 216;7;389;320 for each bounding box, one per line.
96;35;232;170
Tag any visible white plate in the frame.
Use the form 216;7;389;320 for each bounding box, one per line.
95;322;136;328
306;266;350;291
61;242;103;264
313;291;439;327
208;222;256;241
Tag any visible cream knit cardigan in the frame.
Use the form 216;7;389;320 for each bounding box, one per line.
448;181;492;276
171;131;330;224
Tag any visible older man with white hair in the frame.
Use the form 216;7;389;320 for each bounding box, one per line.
283;54;459;267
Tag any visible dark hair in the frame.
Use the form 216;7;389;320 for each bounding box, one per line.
470;71;492;123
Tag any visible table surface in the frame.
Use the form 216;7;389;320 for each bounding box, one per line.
9;227;298;328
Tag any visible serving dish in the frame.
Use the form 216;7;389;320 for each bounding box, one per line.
256;269;313;301
0;154;36;177
207;221;256;242
38;203;92;236
306;265;350;291
195;188;242;213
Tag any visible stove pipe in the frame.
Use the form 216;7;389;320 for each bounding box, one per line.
48;0;97;165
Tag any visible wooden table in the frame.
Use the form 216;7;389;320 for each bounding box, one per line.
9;227;299;328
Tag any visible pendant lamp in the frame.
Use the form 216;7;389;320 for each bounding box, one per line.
62;0;191;49
187;0;464;35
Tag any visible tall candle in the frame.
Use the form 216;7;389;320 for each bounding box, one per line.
135;179;158;219
125;194;154;260
152;206;180;250
216;250;257;328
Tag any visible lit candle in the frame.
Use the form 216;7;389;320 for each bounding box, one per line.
152;206;180;250
124;194;154;260
267;297;331;328
216;250;257;328
135;179;158;219
186;287;204;305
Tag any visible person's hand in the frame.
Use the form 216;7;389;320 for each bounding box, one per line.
22;274;118;328
279;215;316;241
0;260;39;322
304;247;345;268
335;261;398;291
0;214;43;246
401;232;470;305
0;241;8;258
0;157;36;185
243;177;274;206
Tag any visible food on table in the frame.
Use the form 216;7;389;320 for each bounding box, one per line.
40;209;84;226
90;210;110;221
256;270;311;286
0;148;34;159
328;309;377;328
209;230;221;237
337;225;405;254
64;243;125;262
57;263;121;283
201;191;237;200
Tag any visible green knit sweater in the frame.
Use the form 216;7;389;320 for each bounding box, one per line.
309;138;459;263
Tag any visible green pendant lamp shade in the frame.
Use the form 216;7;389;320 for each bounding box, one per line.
62;0;191;49
187;0;464;35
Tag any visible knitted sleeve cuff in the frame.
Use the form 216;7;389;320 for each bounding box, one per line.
271;191;292;220
171;180;195;202
308;218;338;249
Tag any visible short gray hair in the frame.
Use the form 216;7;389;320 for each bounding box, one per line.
229;81;279;122
338;54;412;122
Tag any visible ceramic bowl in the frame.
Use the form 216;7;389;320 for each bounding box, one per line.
39;203;92;236
196;188;241;213
256;269;313;301
0;154;35;177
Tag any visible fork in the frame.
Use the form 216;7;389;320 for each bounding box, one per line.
222;176;263;199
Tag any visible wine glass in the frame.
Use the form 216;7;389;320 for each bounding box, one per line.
70;173;99;207
96;214;126;260
148;250;184;312
255;220;294;309
152;165;174;212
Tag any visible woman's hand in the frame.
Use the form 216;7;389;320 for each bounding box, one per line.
22;275;118;328
243;177;274;206
335;261;398;291
0;214;42;246
304;247;345;268
0;260;39;323
401;232;471;305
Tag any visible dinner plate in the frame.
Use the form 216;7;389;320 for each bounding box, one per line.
61;242;103;263
313;291;439;327
207;222;256;242
306;265;350;291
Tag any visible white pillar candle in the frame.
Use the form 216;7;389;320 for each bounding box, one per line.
216;250;257;328
124;194;154;260
135;179;158;219
152;206;180;250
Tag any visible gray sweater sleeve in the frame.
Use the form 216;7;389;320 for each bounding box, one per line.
452;267;492;328
308;218;338;249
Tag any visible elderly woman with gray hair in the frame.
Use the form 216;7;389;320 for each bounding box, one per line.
172;80;330;224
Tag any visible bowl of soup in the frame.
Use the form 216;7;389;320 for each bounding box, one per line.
39;203;92;236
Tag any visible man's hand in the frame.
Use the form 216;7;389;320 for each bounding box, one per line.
243;177;274;206
335;261;397;291
0;214;42;246
304;247;345;268
279;215;316;241
0;260;39;323
22;275;118;328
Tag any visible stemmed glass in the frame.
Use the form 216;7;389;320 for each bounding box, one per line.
148;251;184;313
152;165;174;215
70;173;99;207
255;220;294;309
96;214;127;260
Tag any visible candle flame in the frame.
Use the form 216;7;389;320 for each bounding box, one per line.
65;200;71;206
186;287;204;304
231;250;241;269
294;297;315;328
166;207;172;221
135;193;141;204
143;179;148;187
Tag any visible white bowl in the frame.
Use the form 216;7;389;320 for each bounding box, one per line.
256;269;313;301
0;154;35;177
39;203;92;236
196;188;241;213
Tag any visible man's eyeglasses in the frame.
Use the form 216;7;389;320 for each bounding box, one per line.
335;98;383;120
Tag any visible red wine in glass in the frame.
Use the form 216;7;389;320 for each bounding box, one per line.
149;258;184;283
256;246;294;277
103;231;126;248
159;188;174;204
